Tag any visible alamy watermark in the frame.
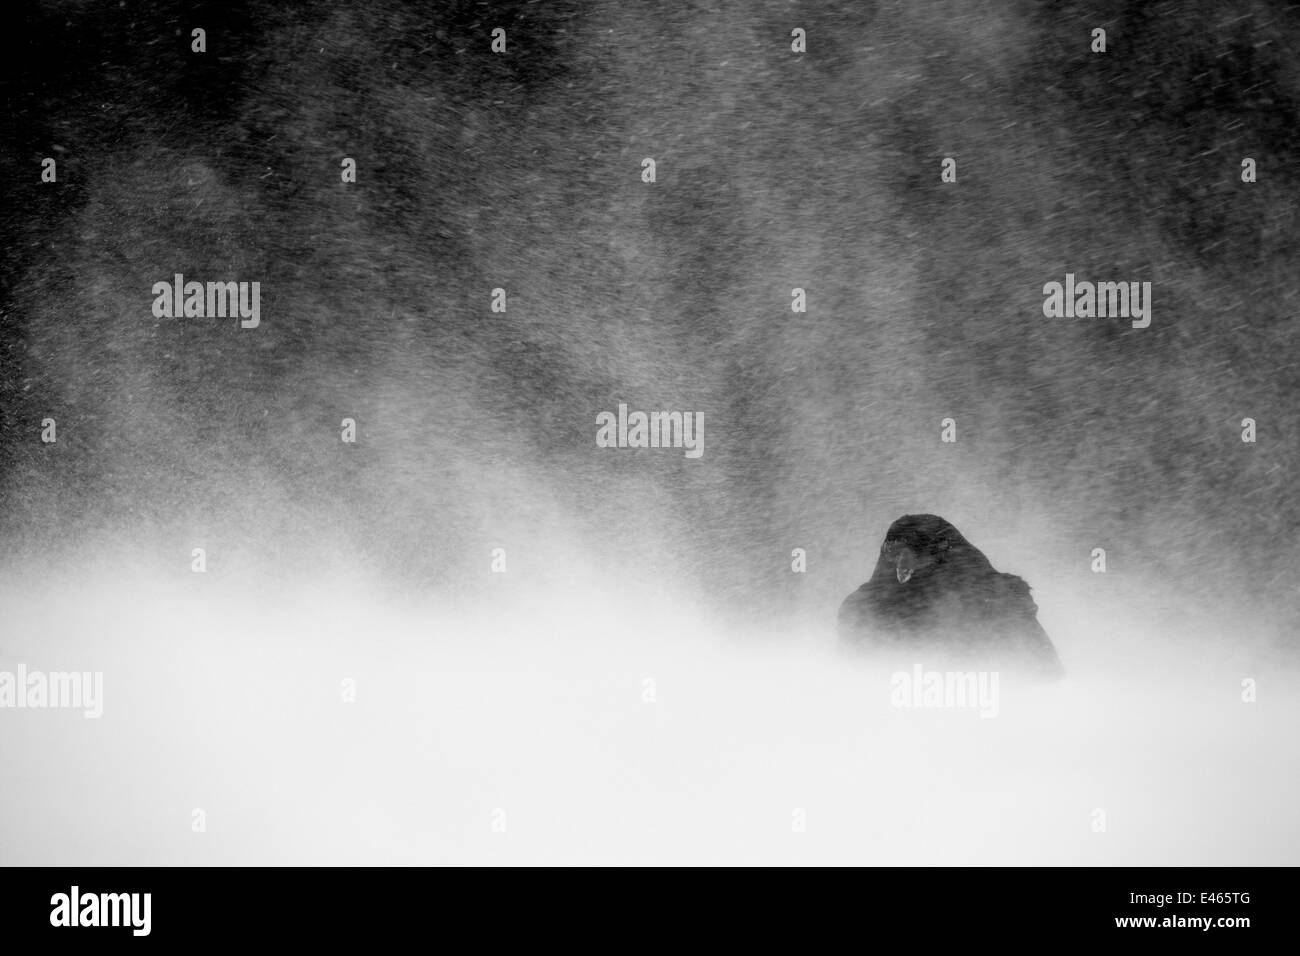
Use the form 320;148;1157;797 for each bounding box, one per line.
0;664;103;718
596;403;704;458
1043;273;1151;329
890;664;999;718
151;274;260;328
50;886;150;936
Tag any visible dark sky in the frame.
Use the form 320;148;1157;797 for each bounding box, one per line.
2;0;1297;639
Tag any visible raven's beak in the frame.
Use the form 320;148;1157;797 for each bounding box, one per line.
895;548;916;584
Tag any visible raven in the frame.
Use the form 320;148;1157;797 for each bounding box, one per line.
838;514;1063;677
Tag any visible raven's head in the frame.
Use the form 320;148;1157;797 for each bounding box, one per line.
874;514;979;585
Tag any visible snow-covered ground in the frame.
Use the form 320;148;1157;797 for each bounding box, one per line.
1;560;1295;866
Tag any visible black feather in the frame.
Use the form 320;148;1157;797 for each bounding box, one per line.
839;514;1063;677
